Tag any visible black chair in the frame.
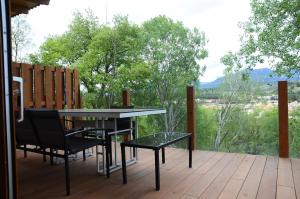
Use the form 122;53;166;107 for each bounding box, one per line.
15;110;46;161
28;109;107;196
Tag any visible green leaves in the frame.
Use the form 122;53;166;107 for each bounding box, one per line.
33;12;208;132
222;0;300;77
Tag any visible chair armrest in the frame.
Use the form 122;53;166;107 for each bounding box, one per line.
65;127;83;134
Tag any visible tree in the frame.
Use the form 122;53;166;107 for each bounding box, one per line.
141;15;208;132
213;71;262;151
76;16;145;108
11;14;31;62
30;9;99;66
222;0;300;77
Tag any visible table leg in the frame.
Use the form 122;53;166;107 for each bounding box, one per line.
155;149;160;191
105;132;110;178
121;143;127;184
162;147;165;164
189;136;192;168
114;118;117;165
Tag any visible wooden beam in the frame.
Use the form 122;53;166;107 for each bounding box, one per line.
187;86;195;150
278;81;289;158
10;3;30;15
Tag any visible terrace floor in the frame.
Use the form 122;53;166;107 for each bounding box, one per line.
17;147;300;199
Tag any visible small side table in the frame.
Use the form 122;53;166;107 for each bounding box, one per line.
120;132;192;191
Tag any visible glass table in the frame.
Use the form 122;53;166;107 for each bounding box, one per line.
121;132;192;191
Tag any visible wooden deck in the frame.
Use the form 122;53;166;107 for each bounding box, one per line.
17;148;300;199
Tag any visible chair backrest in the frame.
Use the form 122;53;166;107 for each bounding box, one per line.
28;109;65;149
15;110;39;146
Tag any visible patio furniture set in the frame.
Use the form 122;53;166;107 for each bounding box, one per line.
15;108;192;195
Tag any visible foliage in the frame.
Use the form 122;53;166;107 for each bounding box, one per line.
77;16;145;108
290;107;300;157
141;15;208;132
30;9;99;66
11;14;32;62
222;0;300;77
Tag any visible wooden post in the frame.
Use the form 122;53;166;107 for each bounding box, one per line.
187;86;195;150
278;81;289;157
122;90;130;141
122;90;130;106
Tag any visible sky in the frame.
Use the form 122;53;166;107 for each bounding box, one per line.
23;0;252;82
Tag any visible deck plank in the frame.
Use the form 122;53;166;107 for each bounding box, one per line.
16;149;300;199
277;158;296;199
237;155;266;199
199;153;245;199
218;155;256;199
256;156;278;199
183;153;235;198
292;158;300;199
161;152;223;199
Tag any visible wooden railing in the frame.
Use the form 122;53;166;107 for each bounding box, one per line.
12;62;81;112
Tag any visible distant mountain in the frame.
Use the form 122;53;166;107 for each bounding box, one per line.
199;68;300;89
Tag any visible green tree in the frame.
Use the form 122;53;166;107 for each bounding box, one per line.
222;0;300;76
212;70;263;151
76;16;145;108
141;15;208;132
30;9;99;66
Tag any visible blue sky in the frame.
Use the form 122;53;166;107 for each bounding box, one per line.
23;0;251;82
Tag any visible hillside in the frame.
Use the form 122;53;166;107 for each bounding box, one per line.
199;68;300;89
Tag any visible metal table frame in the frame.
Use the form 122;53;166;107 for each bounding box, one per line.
121;132;192;191
58;109;166;176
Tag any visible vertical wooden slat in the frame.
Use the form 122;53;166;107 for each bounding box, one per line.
278;81;289;158
187;86;195;150
73;69;80;108
45;67;54;108
21;63;33;108
33;65;43;108
55;68;63;109
65;68;72;109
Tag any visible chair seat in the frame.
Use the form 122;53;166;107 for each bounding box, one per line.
68;137;103;154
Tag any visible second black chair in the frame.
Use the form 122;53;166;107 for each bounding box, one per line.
28;109;106;196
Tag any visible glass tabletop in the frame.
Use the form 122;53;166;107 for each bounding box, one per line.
123;132;190;149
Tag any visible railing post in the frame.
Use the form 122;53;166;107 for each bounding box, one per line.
122;90;130;141
122;90;130;106
278;81;289;158
187;86;195;150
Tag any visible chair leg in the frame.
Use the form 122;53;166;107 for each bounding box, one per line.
83;149;86;161
121;143;127;184
50;148;54;165
132;129;136;158
43;148;46;162
64;154;70;196
162;147;165;164
24;144;27;158
155;149;160;191
109;136;113;166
